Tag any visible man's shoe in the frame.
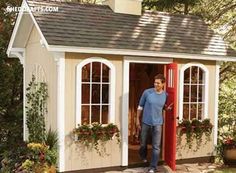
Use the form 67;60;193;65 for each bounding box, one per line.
147;168;155;173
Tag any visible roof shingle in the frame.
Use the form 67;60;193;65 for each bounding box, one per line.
27;0;236;57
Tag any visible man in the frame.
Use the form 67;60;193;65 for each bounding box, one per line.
136;74;172;173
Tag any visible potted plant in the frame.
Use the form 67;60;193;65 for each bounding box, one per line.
217;110;236;165
217;137;236;165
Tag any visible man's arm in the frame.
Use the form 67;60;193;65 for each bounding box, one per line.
136;90;146;131
136;106;143;131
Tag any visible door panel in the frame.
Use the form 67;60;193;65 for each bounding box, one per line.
164;63;178;171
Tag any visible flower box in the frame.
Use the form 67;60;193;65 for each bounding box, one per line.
73;123;120;155
177;118;213;150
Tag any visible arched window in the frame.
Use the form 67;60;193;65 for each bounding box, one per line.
179;63;209;120
76;58;115;125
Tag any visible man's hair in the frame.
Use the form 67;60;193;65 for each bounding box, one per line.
154;74;166;83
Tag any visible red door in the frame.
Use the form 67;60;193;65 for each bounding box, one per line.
164;63;178;171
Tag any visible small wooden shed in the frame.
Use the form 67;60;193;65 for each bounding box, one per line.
7;0;236;172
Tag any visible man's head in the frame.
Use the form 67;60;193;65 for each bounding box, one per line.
154;74;165;92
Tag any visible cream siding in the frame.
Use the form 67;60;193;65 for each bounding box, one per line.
25;26;57;132
174;59;216;160
64;53;123;171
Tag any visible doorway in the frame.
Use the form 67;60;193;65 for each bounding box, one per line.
128;63;164;165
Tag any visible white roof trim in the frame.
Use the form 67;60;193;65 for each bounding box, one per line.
7;0;25;56
7;0;49;57
25;0;49;49
48;45;236;62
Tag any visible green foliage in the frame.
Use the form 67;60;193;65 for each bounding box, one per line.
142;0;201;14
216;75;236;162
19;143;57;173
65;0;102;3
177;118;213;151
195;0;236;48
0;130;58;172
45;128;58;151
0;0;23;165
73;123;120;156
0;142;29;172
26;75;48;143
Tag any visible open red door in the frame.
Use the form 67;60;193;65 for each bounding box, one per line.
164;63;178;171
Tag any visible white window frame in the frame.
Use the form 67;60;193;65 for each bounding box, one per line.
179;63;209;120
76;57;116;126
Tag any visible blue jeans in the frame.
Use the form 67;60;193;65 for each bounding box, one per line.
139;123;162;169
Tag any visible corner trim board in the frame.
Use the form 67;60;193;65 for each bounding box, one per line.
53;52;65;172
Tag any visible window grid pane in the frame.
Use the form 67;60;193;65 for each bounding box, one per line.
102;84;109;103
82;84;90;104
91;105;100;123
102;106;109;124
198;104;204;119
183;85;189;102
81;62;110;124
183;104;189;120
82;64;90;82
92;62;101;82
102;64;109;82
81;106;90;124
183;66;205;120
199;69;203;84
92;84;100;104
190;104;197;120
184;68;190;83
191;85;197;102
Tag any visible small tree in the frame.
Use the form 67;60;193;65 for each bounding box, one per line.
26;75;48;143
216;74;236;161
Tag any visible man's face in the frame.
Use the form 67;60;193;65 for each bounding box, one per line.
154;79;164;91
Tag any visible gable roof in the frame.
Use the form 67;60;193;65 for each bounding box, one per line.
8;0;236;61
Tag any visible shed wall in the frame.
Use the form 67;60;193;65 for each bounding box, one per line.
25;26;57;132
174;59;216;160
64;53;123;171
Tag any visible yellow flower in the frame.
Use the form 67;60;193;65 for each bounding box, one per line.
22;159;34;170
27;142;48;151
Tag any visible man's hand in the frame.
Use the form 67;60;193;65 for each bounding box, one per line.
136;122;141;132
166;103;174;111
136;109;142;132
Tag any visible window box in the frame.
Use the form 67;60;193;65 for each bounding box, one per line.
177;119;213;150
73;123;120;156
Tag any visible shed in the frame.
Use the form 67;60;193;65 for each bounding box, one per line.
7;0;236;172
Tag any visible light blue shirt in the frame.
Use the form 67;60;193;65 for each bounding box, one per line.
139;88;167;126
